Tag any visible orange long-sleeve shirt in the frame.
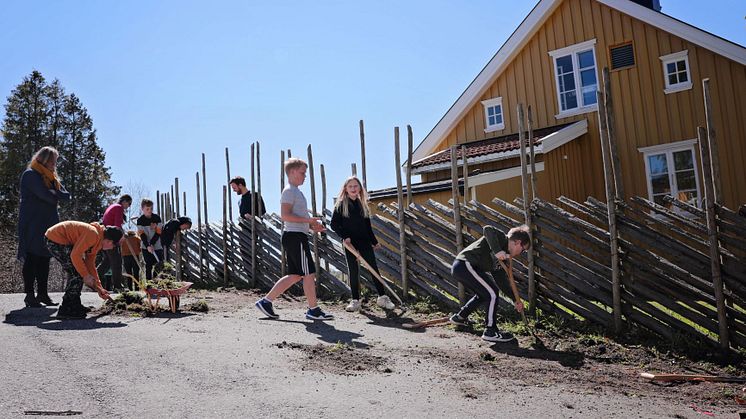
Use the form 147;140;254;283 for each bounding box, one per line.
45;221;104;281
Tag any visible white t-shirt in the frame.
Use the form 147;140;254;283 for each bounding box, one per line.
281;184;309;233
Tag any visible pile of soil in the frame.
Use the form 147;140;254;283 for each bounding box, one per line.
274;341;392;376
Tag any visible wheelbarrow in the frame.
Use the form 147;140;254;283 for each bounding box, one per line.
144;282;193;313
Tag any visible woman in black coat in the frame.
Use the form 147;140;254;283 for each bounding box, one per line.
17;146;70;307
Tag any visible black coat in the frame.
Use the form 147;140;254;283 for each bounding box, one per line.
330;198;378;247
17;169;70;259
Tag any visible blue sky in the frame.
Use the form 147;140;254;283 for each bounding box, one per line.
1;0;744;222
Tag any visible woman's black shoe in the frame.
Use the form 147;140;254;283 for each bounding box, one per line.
24;296;43;308
37;295;58;306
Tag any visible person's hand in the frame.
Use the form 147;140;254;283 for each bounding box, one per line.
49;189;57;195
83;274;97;290
495;251;508;261
310;222;326;233
343;238;352;245
244;214;251;220
515;300;524;313
373;243;381;250
147;245;155;254
97;287;111;300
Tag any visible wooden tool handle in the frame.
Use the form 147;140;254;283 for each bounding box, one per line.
498;258;523;312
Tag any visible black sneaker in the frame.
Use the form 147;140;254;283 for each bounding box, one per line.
482;328;515;343
255;298;279;319
449;313;473;327
305;307;334;321
56;305;87;320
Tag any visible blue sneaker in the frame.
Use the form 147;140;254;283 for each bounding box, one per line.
255;298;279;319
305;307;334;321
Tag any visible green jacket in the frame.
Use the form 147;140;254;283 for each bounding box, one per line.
456;225;508;272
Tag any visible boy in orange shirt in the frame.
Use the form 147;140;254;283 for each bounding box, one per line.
45;221;123;319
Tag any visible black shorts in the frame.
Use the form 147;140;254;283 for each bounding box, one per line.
282;232;315;276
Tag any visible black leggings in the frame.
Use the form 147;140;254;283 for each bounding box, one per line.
143;249;164;280
344;243;385;300
452;259;509;328
122;255;140;289
22;252;51;297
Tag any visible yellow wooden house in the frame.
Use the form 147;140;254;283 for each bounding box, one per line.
370;0;746;212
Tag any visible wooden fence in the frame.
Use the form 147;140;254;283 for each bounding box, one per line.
170;190;746;351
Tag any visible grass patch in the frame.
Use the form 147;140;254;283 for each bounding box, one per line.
186;300;210;313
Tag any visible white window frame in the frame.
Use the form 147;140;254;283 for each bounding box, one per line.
549;39;599;119
481;97;505;133
659;50;693;94
638;139;701;208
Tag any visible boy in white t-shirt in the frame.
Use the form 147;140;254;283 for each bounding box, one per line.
255;157;333;320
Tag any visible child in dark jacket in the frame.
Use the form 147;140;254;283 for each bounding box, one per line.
449;225;530;343
136;199;164;280
331;176;395;312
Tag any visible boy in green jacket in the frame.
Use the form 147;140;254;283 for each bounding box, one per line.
449;225;530;342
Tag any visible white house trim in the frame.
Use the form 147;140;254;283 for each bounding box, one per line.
412;0;746;163
411;119;587;175
481;97;505;132
469;161;546;188
548;38;597;58
637;138;698;155
659;50;692;94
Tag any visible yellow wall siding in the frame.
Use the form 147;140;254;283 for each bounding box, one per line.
424;0;745;209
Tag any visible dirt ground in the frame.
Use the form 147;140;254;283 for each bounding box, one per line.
2;289;745;418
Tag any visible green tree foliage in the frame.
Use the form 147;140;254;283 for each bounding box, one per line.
0;71;119;230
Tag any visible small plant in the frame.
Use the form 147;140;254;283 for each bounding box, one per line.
328;341;351;353
186;300;210;313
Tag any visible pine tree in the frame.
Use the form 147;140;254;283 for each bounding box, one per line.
0;71;49;225
0;71;120;231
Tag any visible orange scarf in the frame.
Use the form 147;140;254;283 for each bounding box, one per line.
30;159;61;190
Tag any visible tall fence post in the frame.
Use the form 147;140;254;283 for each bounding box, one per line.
394;127;408;297
321;163;330;272
450;145;466;304
359;119;367;191
174;178;182;281
527;106;537;200
702;79;723;204
280;150;287;277
307;144;321;277
698;126;729;350
517;104;537;315
596;90;623;334
407;125;414;206
195;172;203;282
225;147;233;221
351;163;357;176
250;143;257;286
156;190;161;216
222;185;229;286
461;145;469;204
202;153;209;225
603;68;624;200
256;141;263;286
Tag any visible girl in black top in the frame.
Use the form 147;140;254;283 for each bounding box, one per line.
330;177;395;312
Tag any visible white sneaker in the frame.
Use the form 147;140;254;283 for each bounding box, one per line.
376;295;395;310
345;299;361;312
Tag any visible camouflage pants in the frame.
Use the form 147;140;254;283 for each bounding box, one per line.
45;238;84;308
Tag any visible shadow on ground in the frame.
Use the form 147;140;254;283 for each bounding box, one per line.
489;341;585;368
266;318;371;348
4;307;127;330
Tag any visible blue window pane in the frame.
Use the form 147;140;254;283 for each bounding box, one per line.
580;69;596;87
679;71;688;82
495;113;503;125
561;73;576;92
582;86;597;105
667;62;676;73
488;107;495;116
669;74;678;85
561;91;578;110
578;50;595;69
648;154;668;175
495;105;501;115
556;55;573;75
673;150;693;170
651;174;671;194
488;115;496;126
677;60;686;71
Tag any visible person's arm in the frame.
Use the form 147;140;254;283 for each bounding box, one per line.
56;183;71;201
259;195;267;216
138;228;150;247
330;207;349;240
365;217;378;246
280;203;317;224
21;171;58;205
112;206;124;228
70;236;96;280
239;194;251;219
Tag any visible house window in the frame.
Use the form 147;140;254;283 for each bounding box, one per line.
659;50;692;94
549;39;599;118
481;97;504;132
639;139;700;208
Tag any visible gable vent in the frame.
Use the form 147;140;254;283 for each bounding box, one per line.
610;43;635;70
